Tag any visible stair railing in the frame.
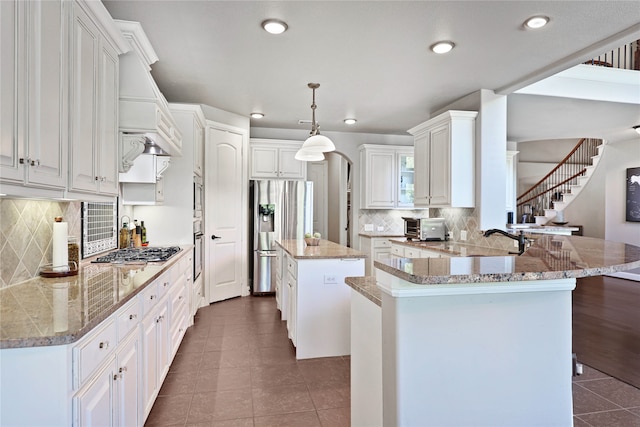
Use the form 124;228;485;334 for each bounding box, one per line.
516;138;601;222
584;39;639;70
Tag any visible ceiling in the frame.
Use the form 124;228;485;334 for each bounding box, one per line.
102;1;640;143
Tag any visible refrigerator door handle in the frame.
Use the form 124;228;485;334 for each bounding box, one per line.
257;251;277;257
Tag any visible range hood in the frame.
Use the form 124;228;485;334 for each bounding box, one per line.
116;20;182;173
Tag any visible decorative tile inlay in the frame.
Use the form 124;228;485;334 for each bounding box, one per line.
0;199;81;288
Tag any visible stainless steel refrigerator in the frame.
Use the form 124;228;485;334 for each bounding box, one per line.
250;180;313;294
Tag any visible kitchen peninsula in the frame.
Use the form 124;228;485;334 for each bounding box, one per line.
347;235;640;427
276;239;366;359
0;247;193;427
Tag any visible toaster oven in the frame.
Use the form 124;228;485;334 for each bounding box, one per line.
402;217;447;241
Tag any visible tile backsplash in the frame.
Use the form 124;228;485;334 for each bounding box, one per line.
359;206;515;252
0;199;81;288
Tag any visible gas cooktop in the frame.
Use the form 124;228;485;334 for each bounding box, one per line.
92;246;181;263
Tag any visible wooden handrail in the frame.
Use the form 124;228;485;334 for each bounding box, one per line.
518;138;587;202
517;169;586;207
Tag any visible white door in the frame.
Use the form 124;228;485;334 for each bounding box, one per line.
206;125;246;303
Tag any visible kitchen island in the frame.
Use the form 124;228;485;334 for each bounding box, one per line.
0;246;193;427
346;235;640;427
276;239;366;359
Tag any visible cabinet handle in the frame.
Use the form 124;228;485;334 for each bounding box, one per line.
163;282;169;287
129;314;137;320
31;159;40;167
178;295;183;300
113;373;121;381
99;341;109;349
19;158;27;164
94;176;100;182
150;295;156;300
119;366;127;374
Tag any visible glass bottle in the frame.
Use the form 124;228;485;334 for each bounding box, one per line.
141;221;147;244
120;222;131;249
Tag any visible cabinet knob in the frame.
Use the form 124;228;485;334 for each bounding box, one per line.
99;341;109;349
31;159;40;167
129;314;137;320
94;176;100;181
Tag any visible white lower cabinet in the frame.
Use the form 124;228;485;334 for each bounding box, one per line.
0;251;192;427
73;326;139;427
141;295;169;420
359;236;392;275
286;257;365;359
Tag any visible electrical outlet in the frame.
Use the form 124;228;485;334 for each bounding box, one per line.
460;230;467;241
324;275;338;284
364;224;374;232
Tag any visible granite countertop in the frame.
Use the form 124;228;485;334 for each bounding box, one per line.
277;239;367;259
0;246;192;349
389;238;512;257
345;276;381;307
359;231;405;238
376;235;640;285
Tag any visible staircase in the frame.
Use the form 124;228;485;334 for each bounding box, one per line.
516;138;604;225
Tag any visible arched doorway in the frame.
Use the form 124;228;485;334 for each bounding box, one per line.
307;151;353;246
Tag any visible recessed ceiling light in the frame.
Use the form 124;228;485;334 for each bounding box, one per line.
524;15;550;29
261;19;288;35
344;118;357;125
430;41;455;54
250;112;264;119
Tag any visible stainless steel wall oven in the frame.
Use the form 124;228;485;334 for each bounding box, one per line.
193;219;203;281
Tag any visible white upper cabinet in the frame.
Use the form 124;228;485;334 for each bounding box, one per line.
359;144;415;209
0;0;128;199
0;1;67;190
408;110;477;208
69;1;122;196
250;139;306;180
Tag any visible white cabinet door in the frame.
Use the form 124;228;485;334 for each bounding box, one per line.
397;149;415;208
251;146;279;178
0;0;19;182
115;332;139;427
367;150;395;208
0;1;67;188
428;123;451;206
277;146;306;179
23;0;67;189
74;356;115;427
141;309;159;418
413;133;429;205
69;2;119;196
69;4;99;193
194;125;204;177
97;41;119;195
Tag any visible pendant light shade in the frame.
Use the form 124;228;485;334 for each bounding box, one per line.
294;148;325;161
295;83;335;160
301;134;335;152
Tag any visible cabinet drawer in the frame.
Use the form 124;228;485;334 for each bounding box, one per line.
169;278;188;318
74;317;117;388
117;298;141;342
287;256;297;279
405;248;421;258
373;239;392;249
391;246;404;256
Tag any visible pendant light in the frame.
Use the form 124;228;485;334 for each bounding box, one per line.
295;83;335;161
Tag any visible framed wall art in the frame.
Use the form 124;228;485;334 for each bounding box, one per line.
626;167;640;222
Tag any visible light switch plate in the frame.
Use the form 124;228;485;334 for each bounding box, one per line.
364;224;374;231
460;230;467;241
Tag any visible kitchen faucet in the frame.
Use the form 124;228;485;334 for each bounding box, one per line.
483;229;530;255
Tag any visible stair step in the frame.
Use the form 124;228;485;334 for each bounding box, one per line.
570;185;582;194
578;176;590;186
591;155;601;166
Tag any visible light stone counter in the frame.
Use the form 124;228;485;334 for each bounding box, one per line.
0;246;192;349
379;235;640;287
277;239;367;259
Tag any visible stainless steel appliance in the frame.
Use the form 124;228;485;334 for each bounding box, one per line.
402;217;447;241
250;180;313;294
193;219;203;281
91;246;181;263
194;176;203;218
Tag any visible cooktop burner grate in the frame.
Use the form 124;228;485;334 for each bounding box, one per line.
92;246;181;263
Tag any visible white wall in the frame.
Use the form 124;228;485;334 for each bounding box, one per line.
604;137;640;280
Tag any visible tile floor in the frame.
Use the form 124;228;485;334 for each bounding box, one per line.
146;295;640;426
